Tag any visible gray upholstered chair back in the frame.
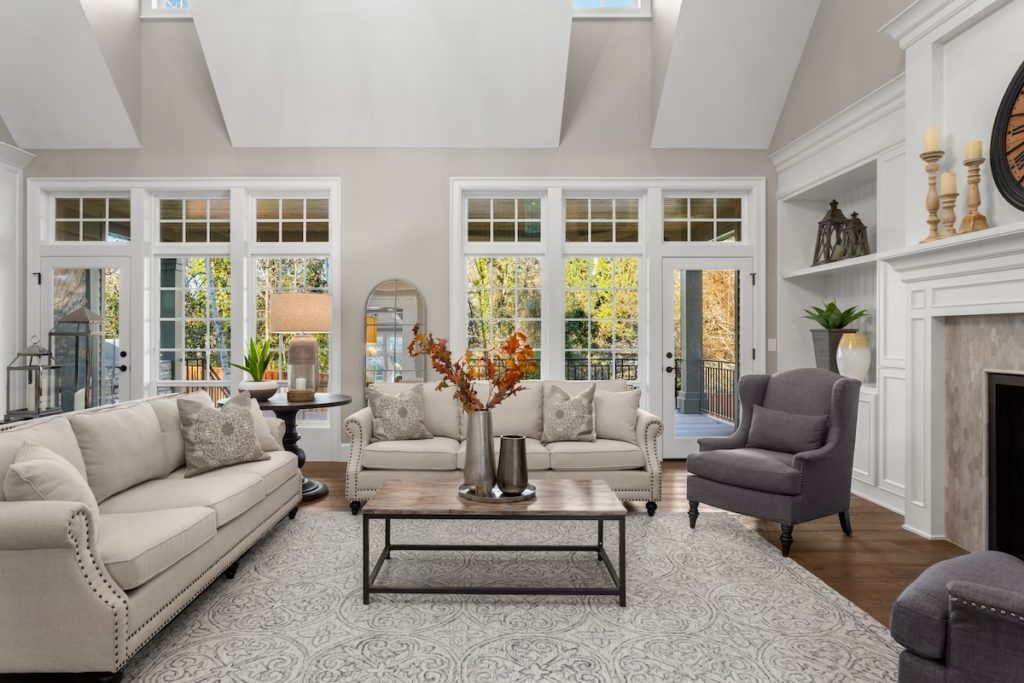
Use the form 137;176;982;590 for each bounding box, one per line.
762;368;842;416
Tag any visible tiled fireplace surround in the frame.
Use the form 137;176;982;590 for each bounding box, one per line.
886;223;1024;547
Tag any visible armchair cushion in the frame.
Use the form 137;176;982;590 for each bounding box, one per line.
686;447;801;495
746;405;828;454
891;551;1024;660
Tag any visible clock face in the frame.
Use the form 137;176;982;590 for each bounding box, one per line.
992;59;1024;211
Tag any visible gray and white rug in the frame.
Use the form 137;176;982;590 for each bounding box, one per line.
124;512;900;682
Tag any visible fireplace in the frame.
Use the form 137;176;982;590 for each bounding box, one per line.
989;372;1024;560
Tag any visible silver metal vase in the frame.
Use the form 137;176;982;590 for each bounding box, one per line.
464;409;495;496
497;434;528;495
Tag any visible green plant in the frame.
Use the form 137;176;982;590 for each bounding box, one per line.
230;338;273;381
802;301;869;330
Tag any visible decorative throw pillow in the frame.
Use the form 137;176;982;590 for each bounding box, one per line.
3;443;99;517
746;405;829;454
594;388;641;444
248;398;283;451
366;383;433;442
178;394;269;477
542;384;596;444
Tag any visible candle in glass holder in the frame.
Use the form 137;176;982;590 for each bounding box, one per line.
295;377;307;390
940;172;957;195
924;127;941;153
965;139;983;160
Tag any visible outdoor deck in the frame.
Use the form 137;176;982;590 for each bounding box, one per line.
674;412;736;438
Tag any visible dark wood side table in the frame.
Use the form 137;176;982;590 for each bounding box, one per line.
257;393;352;502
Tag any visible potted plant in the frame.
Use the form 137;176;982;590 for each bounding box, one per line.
230;338;278;400
802;302;869;373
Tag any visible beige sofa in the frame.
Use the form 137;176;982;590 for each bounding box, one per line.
0;393;301;679
345;380;663;514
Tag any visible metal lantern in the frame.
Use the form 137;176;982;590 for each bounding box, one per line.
5;337;61;422
838;211;871;259
812;199;849;266
49;305;105;412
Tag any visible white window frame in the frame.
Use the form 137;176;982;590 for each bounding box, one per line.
140;0;192;20
451;177;766;407
573;0;651;20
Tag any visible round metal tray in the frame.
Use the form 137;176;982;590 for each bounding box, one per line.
458;483;537;503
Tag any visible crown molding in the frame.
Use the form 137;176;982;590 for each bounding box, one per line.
0;141;34;169
880;0;1012;49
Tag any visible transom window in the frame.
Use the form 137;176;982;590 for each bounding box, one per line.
564;257;639;381
159;198;230;243
573;0;649;18
54;197;131;243
663;197;743;242
255;198;330;243
565;197;639;243
466;257;542;376
141;0;191;19
466;197;542;243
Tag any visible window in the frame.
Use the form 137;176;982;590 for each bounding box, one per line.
573;0;649;18
565;197;639;243
54;197;131;242
466;257;542;377
466;197;541;243
159;198;230;243
663;197;743;242
141;0;191;19
256;257;331;383
255;198;329;243
156;257;231;401
564;257;639;380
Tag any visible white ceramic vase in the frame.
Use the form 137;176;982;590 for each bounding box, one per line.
835;333;871;381
238;380;279;401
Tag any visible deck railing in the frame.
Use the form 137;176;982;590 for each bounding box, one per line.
675;358;737;422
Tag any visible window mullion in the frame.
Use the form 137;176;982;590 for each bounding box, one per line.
229;187;248;394
543;188;564;381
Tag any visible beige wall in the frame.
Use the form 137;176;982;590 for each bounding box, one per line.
770;0;912;152
19;18;778;425
0;117;13;146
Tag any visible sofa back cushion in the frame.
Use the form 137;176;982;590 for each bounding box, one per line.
3;443;100;516
69;401;165;503
368;382;461;440
594;388;641;444
147;392;214;475
472;380;544;440
0;416;85;502
545;379;631;395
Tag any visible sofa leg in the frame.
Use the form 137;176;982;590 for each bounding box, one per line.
646;501;658;517
288;506;298;520
224;561;239;579
350;501;362;515
780;524;794;557
839;509;853;536
688;501;699;529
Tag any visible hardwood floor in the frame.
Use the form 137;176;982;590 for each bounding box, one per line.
301;460;964;626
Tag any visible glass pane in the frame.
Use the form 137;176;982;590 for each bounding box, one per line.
565;221;588;242
691;221;714;241
209;222;230;242
614;258;639;288
717;221;741;242
519;221;541;242
565;198;589;221
82;221;104;241
564;290;587;318
490;258;516;288
718;198;742;219
664;221;687;242
161;223;183;242
281;222;304;241
591;198;613;220
306;222;329;242
616;222;638;242
55;221;79;241
519;290;541;318
518;198;541;220
591;222;613;242
256;222;279;242
282;199;304;220
185;222;206;242
55;199;80;220
160;199;183;220
209;197;231;220
305;198;328;220
614;290;639;318
467;198;491;220
82;199;106;220
565;321;589;349
256;199;279;220
108;222;131;242
493;290;515;318
467;221;490;242
520;320;541;347
185;199;207;220
493;198;515;220
664;197;687;220
493;221;515;242
108;199;130;220
691;198;714;219
615;199;638;220
519;258;542;288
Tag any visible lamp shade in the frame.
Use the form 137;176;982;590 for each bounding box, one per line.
269;293;333;333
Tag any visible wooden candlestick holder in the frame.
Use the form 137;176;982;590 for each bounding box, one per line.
959;157;989;233
920;150;944;243
939;192;959;239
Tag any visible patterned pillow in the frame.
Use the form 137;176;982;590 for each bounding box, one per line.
178;397;269;477
541;384;596;444
366;383;434;442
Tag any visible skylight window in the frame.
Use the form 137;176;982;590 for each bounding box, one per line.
573;0;650;19
140;0;192;19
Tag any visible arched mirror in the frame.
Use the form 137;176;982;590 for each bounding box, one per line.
365;279;427;388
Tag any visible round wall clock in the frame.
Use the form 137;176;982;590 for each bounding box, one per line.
991;58;1024;212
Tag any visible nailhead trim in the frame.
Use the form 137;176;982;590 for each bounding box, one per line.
950;595;1024;622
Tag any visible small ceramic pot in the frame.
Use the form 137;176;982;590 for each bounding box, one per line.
239;380;279;401
836;333;871;381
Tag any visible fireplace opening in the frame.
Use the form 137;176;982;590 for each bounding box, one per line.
989;373;1024;560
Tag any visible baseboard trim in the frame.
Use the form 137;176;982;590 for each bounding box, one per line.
901;523;948;541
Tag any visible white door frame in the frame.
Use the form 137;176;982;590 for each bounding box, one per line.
661;256;753;459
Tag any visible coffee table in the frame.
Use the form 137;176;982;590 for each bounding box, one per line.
361;479;628;606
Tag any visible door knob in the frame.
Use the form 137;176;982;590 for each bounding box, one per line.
665;366;674;373
118;365;128;372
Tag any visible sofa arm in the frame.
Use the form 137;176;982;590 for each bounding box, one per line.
946;580;1024;682
344;406;374;502
636;409;663;500
0;501;128;674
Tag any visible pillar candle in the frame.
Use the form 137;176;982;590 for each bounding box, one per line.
940;172;958;195
966;139;983;160
295;377;307;390
924;127;941;153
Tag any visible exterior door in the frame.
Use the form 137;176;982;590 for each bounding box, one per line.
39;257;133;408
661;257;752;459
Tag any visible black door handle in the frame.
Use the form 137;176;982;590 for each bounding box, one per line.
118;365;128;372
665;366;674;373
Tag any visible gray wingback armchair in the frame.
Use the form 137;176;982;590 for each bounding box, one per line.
686;368;861;557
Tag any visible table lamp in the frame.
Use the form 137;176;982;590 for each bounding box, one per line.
269;293;332;401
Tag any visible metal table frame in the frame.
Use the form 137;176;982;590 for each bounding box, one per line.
362;512;627;606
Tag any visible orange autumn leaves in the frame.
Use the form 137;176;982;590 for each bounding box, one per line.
407;323;538;412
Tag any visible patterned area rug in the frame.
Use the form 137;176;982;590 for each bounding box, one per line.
125;511;900;682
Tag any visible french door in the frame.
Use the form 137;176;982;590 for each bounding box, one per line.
661;257;752;459
39;256;134;408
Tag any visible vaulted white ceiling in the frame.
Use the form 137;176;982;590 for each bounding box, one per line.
0;0;139;149
651;0;820;149
191;0;574;148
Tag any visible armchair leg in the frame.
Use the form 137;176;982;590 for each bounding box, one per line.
350;501;362;515
646;501;658;517
839;510;853;536
688;501;699;529
780;524;794;557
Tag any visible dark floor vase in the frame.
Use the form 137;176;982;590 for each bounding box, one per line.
810;328;856;373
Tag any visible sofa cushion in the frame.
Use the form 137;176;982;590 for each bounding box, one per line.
179;397;269;477
98;470;265;527
198;451;298;495
542;384;596;444
98;507;217;590
69;402;166;503
3;443;99;517
548;439;644;471
687;447;800;495
475;380;544;440
148;392;214;475
366;383;461;440
0;417;86;502
249;399;283;452
595;389;640;444
367;384;433;442
362;437;460;471
891;551;1024;660
747;405;828;454
457;437;550;471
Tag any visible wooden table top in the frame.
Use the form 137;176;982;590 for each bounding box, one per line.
363;479;626;518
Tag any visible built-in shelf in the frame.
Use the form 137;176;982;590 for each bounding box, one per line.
782;253;878;280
